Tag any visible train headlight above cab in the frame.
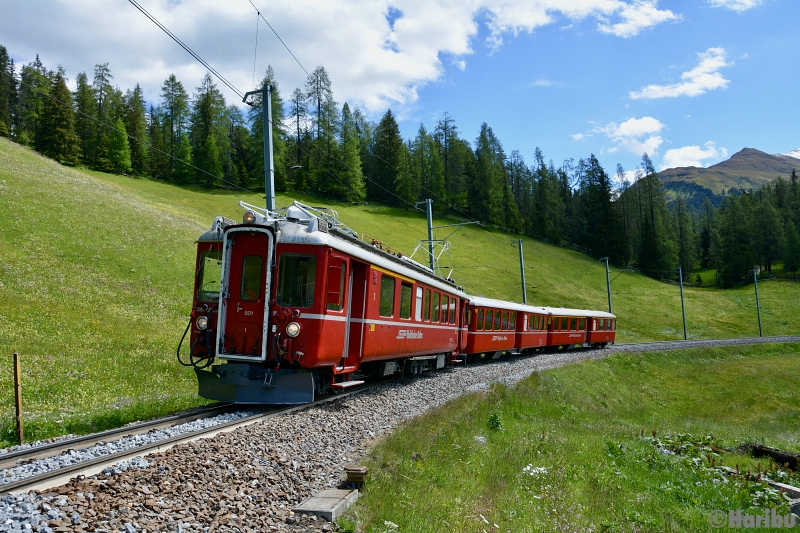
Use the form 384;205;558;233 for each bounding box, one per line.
286;322;301;337
243;210;257;224
196;316;209;330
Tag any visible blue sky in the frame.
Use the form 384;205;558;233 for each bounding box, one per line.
2;0;798;177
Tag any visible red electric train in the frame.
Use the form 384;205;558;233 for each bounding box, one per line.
179;201;616;404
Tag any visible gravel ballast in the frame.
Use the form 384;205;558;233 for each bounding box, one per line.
2;336;798;533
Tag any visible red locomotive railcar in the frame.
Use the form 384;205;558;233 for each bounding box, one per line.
543;307;588;349
585;310;617;347
184;202;468;404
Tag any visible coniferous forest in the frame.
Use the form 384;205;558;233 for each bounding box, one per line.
1;44;798;284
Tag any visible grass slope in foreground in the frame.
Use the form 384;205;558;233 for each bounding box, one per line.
0;137;798;446
353;343;800;533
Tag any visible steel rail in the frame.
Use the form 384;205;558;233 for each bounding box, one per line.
0;381;385;496
0;403;237;471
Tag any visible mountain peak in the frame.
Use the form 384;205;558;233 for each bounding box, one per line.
784;148;800;160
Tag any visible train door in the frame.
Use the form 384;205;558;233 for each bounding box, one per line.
344;261;369;370
217;227;274;360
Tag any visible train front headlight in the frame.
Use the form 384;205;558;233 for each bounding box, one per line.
286;322;301;337
243;210;257;224
196;316;209;330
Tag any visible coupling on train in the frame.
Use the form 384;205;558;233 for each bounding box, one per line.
177;201;617;404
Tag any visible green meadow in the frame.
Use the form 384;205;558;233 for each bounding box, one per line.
0;137;798;445
349;344;800;532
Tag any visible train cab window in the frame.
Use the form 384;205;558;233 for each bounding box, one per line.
494;310;501;330
509;312;516;330
277;254;317;308
424;289;431;321
441;296;449;323
432;293;440;322
197;249;223;302
240;255;264;301
484;310;492;331
326;260;346;311
579;318;585;330
400;282;413;319
379;275;395;317
415;287;423;321
450;299;456;324
612;320;616;331
502;312;509;330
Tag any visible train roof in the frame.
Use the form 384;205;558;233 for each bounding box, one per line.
543;307;616;319
223;201;469;299
468;296;548;314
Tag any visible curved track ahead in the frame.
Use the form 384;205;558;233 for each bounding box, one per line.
2;336;798;496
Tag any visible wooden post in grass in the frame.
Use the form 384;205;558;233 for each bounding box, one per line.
13;352;24;444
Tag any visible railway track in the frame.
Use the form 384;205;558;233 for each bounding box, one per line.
2;336;798;498
0;381;386;496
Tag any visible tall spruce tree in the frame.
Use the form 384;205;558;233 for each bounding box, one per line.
123;84;148;175
39;69;80;165
370;109;404;205
190;73;228;186
73;72;96;165
411;124;445;209
0;45;16;137
160;74;190;181
17;55;50;148
471;123;506;226
92;63;114;171
107;116;131;173
337;102;366;202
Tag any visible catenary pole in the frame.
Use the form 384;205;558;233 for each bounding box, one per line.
426;199;434;272
242;81;275;212
601;257;612;314
752;269;763;337
517;239;527;305
676;266;687;340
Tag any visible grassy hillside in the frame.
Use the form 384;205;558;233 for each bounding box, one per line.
353;344;800;532
0;138;798;444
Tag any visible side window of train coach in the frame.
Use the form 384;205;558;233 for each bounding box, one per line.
441;295;449;323
494;310;501;331
450;300;456;324
400;282;413;319
415;287;423;321
477;309;484;330
509;312;515;330
432;293;440;322
240;255;264;301
277;254;317;308
424;289;431;321
484;310;492;331
379;275;395;317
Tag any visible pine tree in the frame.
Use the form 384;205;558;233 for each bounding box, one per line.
92;63;114;171
673;196;696;275
123;84;148;175
784;220;800;277
147;105;169;179
107;116;131;173
160;74;190;181
39;69;80;165
190;73;228;186
411;124;445;208
370;109;404;205
0;45;16;137
17;55;51;148
582;155;625;262
73;72;96;165
338;102;365;202
471;123;506;226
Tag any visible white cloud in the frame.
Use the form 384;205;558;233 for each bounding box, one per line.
530;79;562;87
597;0;680;38
1;0;681;115
571;132;590;141
708;0;763;12
661;141;728;169
597;116;665;155
630;47;731;99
